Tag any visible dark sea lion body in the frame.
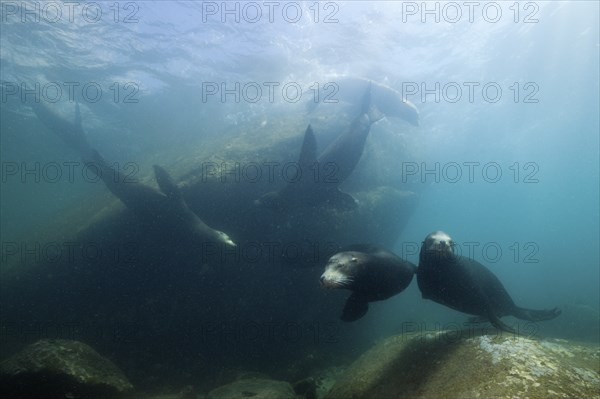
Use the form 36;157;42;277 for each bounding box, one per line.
321;244;417;322
417;231;560;332
90;152;236;246
25;92;235;247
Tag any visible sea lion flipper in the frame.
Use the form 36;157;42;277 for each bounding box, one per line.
513;306;561;321
487;309;516;333
298;125;318;170
358;82;384;124
153;165;182;200
467;315;487;324
341;293;369;322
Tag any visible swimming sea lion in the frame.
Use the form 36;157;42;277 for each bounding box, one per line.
320;244;417;322
90;150;236;247
417;231;561;333
307;76;420;126
21;87;236;247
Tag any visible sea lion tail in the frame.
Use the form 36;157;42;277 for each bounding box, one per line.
513;307;561;321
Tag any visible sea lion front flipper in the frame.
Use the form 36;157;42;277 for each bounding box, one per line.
153;165;183;200
341;293;369;322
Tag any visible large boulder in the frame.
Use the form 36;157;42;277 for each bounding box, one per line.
324;331;600;399
0;339;133;399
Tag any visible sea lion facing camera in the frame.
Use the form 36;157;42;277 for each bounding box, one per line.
417;231;561;333
321;245;417;322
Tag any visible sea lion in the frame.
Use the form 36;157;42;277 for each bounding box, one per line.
417;231;561;333
90;150;236;247
320;244;417;322
307;76;420;126
20;86;235;247
256;85;383;210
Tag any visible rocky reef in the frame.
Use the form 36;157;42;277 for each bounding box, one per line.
324;330;600;399
3;332;596;399
0;339;133;399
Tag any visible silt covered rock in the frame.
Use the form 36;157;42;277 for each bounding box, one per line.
0;339;133;399
324;330;600;399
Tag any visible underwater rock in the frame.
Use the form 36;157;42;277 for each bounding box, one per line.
324;331;600;399
207;377;296;399
293;377;317;399
0;338;133;399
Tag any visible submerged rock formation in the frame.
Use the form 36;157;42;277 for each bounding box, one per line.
0;339;133;399
324;330;600;399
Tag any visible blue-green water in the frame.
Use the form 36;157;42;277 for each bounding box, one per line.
1;0;598;392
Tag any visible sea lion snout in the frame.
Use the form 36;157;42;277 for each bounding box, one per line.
320;257;353;289
320;272;337;289
423;231;455;253
319;274;332;288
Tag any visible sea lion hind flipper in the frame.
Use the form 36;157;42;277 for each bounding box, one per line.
487;310;516;334
341;293;369;322
466;315;488;324
513;306;561;322
153;165;182;200
358;81;384;123
359;81;373;114
298;125;318;170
